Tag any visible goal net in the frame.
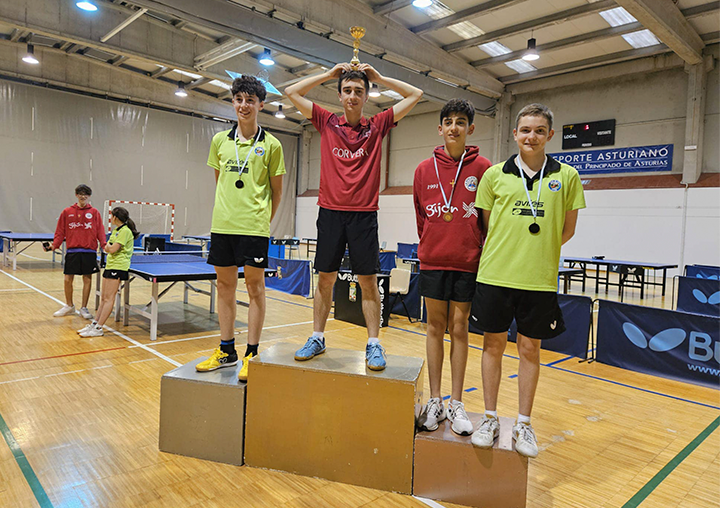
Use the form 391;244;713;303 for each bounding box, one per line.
103;200;175;240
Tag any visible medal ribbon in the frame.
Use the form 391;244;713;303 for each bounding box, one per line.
433;149;466;215
516;154;547;224
233;125;263;180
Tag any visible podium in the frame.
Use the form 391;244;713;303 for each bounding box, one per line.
158;358;246;466
245;342;424;493
413;415;528;507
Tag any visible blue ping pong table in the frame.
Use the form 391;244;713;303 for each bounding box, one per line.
0;233;64;270
109;254;276;341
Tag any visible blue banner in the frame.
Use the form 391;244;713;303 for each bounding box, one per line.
467;294;592;358
397;242;418;259
379;251;397;273
549;144;673;175
597;300;720;389
390;272;421;320
266;257;311;297
686;265;720;280
677;276;720;317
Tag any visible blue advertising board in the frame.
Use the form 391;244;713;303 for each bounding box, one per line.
596;299;719;389
549;144;673;175
677;276;720;317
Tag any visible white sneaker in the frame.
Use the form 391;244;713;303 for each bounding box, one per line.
418;397;446;431
447;400;473;436
53;305;76;317
471;415;500;448
80;326;104;337
77;324;94;334
79;307;93;320
513;422;539;458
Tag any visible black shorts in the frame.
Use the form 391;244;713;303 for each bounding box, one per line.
419;270;476;302
64;252;99;276
315;207;379;275
207;233;269;268
103;269;129;280
470;282;566;339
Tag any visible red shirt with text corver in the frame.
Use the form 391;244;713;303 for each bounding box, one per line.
311;103;395;212
413;146;491;272
52;203;106;251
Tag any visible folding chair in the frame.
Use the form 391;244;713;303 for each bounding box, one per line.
389;268;415;323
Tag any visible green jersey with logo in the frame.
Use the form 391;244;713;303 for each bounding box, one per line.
208;126;286;237
106;224;134;271
475;155;586;292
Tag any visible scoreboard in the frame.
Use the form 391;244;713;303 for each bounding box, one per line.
562;119;615;150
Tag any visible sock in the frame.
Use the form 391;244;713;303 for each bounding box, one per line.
245;344;259;358
485;410;498;419
220;339;236;354
312;331;324;340
367;337;380;345
517;413;531;425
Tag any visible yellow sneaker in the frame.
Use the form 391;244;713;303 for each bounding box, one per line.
238;352;254;382
195;348;238;372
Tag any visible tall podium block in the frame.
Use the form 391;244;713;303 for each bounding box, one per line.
414;415;528;508
245;342;424;494
159;358;246;466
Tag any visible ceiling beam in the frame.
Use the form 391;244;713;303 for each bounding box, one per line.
288;62;321;74
185;76;212;89
411;0;524;35
126;0;501;106
613;0;704;64
443;0;615;53
194;40;257;70
108;54;128;65
373;0;413;16
100;7;148;43
471;2;718;69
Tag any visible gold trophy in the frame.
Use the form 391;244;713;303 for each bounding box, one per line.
350;26;365;67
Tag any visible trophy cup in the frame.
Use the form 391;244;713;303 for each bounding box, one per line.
350;26;365;67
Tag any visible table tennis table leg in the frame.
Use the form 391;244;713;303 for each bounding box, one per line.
12;240;17;271
95;271;101;310
2;238;7;267
662;268;668;296
210;280;216;314
122;279;130;324
183;282;189;304
563;275;569;294
639;270;645;300
150;281;159;341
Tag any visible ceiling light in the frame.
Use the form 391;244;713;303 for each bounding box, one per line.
175;81;188;97
258;48;275;66
76;1;98;11
599;7;636;27
22;44;39;65
412;0;433;8
622;29;661;49
522;38;539;61
369;84;381;98
274;105;285;119
505;59;536;73
478;41;512;57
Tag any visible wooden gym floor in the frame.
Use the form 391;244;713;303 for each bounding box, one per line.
0;247;718;508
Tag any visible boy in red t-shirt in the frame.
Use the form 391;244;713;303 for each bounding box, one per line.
413;99;491;435
286;63;422;370
46;184;106;319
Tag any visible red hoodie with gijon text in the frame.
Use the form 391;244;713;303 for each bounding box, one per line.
413;145;491;273
53;203;107;252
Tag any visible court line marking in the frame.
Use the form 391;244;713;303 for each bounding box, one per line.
413;495;446;508
389;324;720;411
0;411;54;507
509;355;575;379
0;346;127;367
0;269;180;367
622;414;720;508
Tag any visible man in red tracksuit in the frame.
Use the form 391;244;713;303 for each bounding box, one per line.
413;99;491;435
47;184;106;319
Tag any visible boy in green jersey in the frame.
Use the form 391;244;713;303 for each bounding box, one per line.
470;104;586;458
196;75;286;382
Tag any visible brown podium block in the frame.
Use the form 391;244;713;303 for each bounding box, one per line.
413;415;528;508
159;357;246;466
245;342;424;494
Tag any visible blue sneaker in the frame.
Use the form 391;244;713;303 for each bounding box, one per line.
294;336;326;361
365;342;387;371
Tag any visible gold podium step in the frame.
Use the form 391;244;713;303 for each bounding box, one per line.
245;342;424;494
159;357;246;466
414;414;528;507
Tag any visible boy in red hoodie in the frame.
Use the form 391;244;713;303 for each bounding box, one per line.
413;99;491;435
47;184;106;319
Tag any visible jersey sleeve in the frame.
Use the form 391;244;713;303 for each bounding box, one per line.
475;167;496;211
52;209;66;251
372;108;396;138
94;210;107;248
119;227;135;249
268;140;287;177
565;168;587;211
413;163;426;240
207;133;221;171
311;103;332;134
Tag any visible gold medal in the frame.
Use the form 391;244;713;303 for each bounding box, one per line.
443;212;453;222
